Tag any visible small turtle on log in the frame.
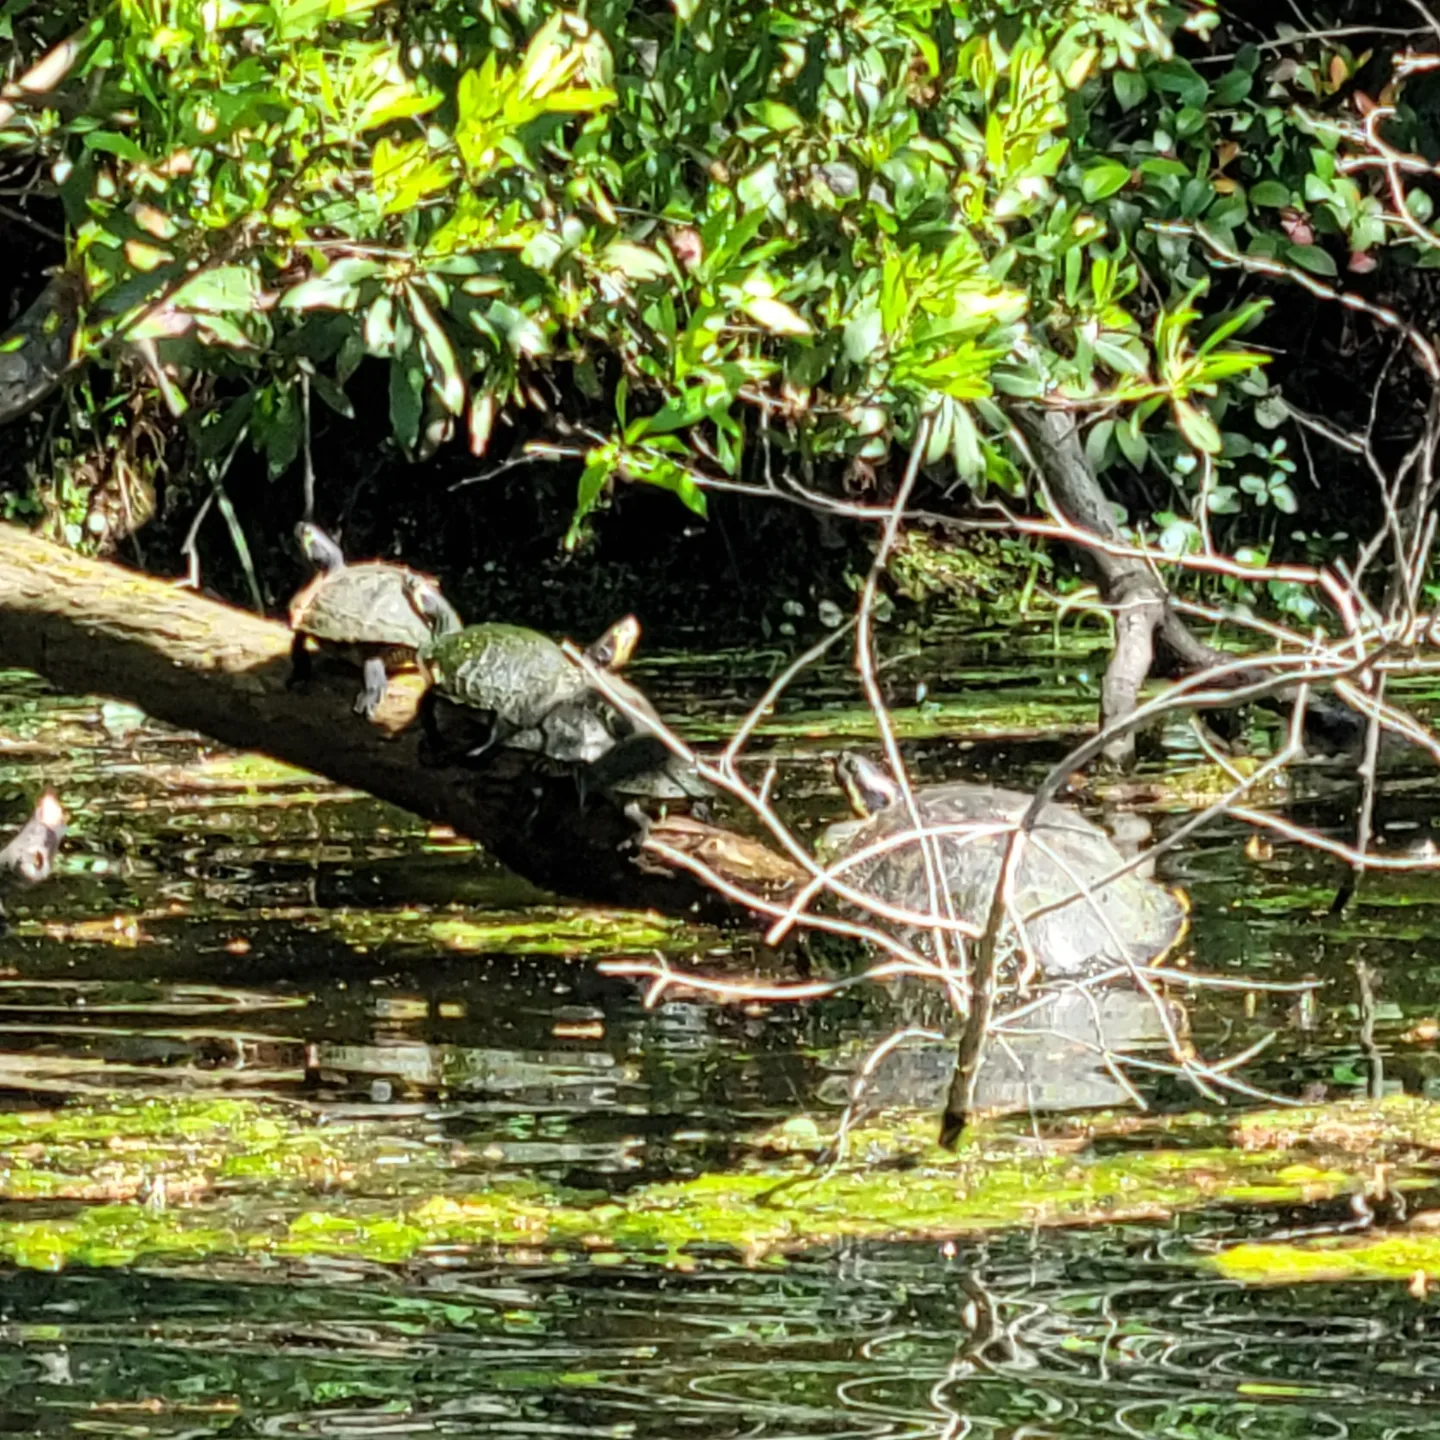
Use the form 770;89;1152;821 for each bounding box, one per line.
404;577;641;763
405;582;713;815
287;523;461;719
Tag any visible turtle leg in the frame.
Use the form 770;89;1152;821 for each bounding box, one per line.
354;654;389;719
462;716;506;763
416;689;445;767
622;801;653;850
287;633;312;690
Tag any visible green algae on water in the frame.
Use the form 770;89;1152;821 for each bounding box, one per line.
5;1095;1440;1273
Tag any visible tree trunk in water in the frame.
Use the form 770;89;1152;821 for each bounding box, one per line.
0;525;800;916
1012;407;1174;768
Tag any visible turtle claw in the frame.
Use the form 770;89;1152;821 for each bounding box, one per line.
622;801;652;846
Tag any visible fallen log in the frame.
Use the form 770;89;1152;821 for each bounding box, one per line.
0;524;801;915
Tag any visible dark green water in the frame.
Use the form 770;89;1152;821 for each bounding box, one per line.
3;637;1440;1437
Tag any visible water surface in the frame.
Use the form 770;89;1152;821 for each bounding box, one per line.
2;635;1439;1436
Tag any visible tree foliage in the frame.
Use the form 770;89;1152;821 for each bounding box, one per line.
0;0;1428;576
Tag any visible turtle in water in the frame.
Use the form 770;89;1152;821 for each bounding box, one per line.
0;792;65;893
821;753;1186;978
405;578;643;764
287;522;461;719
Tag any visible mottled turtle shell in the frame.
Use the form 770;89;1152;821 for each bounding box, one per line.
422;623;591;732
822;784;1186;977
289;562;435;650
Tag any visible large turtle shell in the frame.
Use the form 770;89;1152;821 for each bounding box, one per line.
823;784;1185;978
289;563;433;649
423;623;587;730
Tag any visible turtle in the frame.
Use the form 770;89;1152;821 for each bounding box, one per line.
0;792;65;890
820;753;1186;978
582;730;714;805
405;578;644;764
501;665;714;813
287;522;461;720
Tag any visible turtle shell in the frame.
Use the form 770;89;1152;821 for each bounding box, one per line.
423;624;588;731
289;563;434;650
585;732;713;800
822;784;1185;977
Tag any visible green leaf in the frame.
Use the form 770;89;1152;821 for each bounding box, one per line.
281;259;383;312
389;352;424;453
262;386;302;478
1212;68;1254;105
600;241;671;282
566;453;614;549
405;285;465;417
195;314;253;350
737;161;784;217
1249;181;1292;208
634;386;717;438
1149;59;1209;109
311;372;354;419
373;136;454;215
1112;71;1147;111
365;294;397;354
745;100;803;131
83;131;146;163
358;79;442;133
170;266;264;316
1081;160;1131;203
844;305;884;363
742;295;809;336
1115;419;1149;468
1092;335;1148;376
949;402;984;479
1175;399;1222;454
1287;244;1337;277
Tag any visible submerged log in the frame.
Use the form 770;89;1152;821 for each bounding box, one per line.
0;525;801;916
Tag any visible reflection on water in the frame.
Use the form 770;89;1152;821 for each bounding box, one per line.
0;1228;1437;1438
4;653;1440;1436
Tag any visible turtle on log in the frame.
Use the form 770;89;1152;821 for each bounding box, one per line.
286;522;461;720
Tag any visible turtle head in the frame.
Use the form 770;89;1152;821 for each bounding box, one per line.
0;792;66;887
295;521;346;575
836;752;901;818
588;614;641;671
401;573;462;638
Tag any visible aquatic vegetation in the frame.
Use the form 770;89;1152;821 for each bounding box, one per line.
1;1096;1437;1274
322;905;690;957
1214;1230;1440;1287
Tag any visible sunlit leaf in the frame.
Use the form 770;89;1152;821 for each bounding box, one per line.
600;242;671;282
742;295;809;336
171;265;265;315
405;284;465;416
1081;160;1131;202
281;258;383;312
566;451;615;549
1175;398;1222;454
